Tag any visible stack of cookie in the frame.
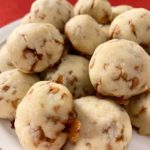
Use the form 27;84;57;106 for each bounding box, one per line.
0;0;150;150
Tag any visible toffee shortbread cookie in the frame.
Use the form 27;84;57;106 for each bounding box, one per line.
111;5;133;20
65;15;107;55
100;24;110;39
0;45;14;72
64;96;132;150
89;39;150;99
0;69;39;120
126;91;150;135
7;23;64;73
15;81;73;150
42;55;95;98
74;0;112;24
110;8;150;46
23;0;73;32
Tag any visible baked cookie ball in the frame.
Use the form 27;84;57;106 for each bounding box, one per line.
7;23;64;73
21;13;32;24
0;69;39;120
42;55;95;98
65;15;107;55
64;96;132;150
100;24;110;39
74;0;112;24
0;45;14;72
111;5;133;20
15;81;73;150
89;39;150;99
126;91;150;135
24;0;73;32
110;8;150;47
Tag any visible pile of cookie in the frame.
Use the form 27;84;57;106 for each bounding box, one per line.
0;0;150;150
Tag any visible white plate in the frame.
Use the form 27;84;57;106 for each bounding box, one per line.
0;20;150;150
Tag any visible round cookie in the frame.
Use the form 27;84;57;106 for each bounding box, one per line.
15;81;73;150
111;5;133;21
7;23;64;73
100;24;110;39
65;15;107;55
0;45;14;72
24;0;73;32
109;8;150;46
0;69;39;120
126;91;150;135
42;55;95;98
74;0;112;24
21;13;32;24
89;39;150;99
64;96;132;150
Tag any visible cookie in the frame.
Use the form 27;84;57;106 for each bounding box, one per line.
74;0;112;24
100;24;110;39
64;96;132;150
111;5;133;20
0;69;39;120
126;91;150;135
23;0;73;32
7;23;64;73
110;8;150;47
42;55;95;98
0;45;14;72
89;39;150;99
65;15;107;55
15;81;73;150
21;13;32;24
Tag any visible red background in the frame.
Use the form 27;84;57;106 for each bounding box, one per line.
0;0;150;27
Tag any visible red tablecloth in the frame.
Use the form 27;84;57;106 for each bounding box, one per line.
0;0;150;27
